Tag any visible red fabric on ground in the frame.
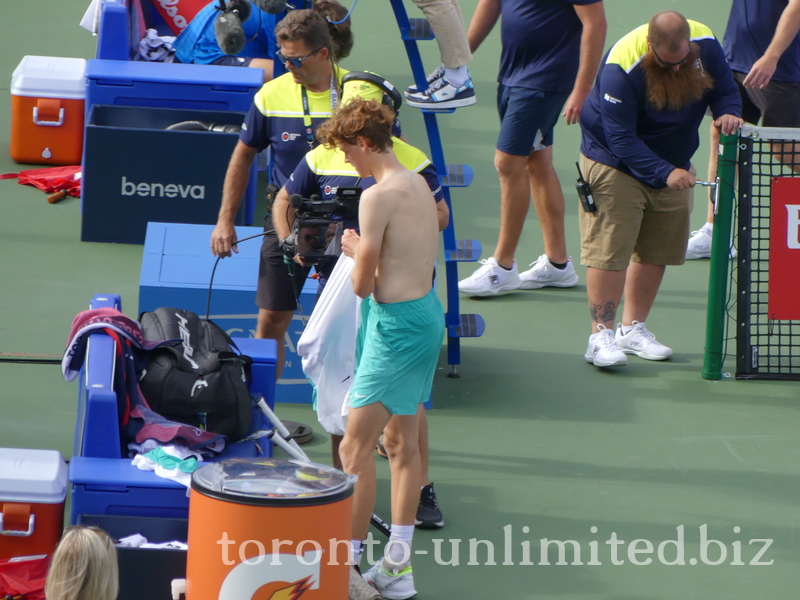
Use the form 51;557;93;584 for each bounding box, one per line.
1;165;81;197
0;554;49;600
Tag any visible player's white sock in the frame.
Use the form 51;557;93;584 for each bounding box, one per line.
385;524;414;567
351;539;364;564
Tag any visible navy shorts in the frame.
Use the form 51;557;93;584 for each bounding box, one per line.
496;85;569;156
733;71;800;128
210;56;255;67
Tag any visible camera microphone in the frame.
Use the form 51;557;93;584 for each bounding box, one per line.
252;0;288;14
214;0;252;56
289;193;304;209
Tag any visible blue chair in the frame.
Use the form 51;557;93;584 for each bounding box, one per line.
69;293;278;524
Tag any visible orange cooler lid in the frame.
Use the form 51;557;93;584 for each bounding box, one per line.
191;459;355;507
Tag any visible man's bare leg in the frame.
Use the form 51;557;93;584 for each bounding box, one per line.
339;402;393;540
528;146;568;264
256;308;293;378
249;58;274;83
335;406;428;487
770;140;800;174
586;266;626;332
418;406;430;487
620;262;665;326
493;150;531;268
331;434;343;470
383;412;422;530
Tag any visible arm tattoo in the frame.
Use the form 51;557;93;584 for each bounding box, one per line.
589;301;617;324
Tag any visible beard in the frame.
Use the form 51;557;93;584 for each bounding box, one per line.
642;43;714;111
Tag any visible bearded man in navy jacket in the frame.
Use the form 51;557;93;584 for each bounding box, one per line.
578;10;743;369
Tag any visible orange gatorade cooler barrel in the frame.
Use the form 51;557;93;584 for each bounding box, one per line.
186;458;355;600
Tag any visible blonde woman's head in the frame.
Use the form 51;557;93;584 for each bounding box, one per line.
45;526;119;600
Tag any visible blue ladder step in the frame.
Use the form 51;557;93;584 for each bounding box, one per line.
402;18;435;41
445;239;482;262
419;107;456;114
449;314;486;338
441;164;474;188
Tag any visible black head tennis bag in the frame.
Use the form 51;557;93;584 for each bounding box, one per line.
138;308;253;441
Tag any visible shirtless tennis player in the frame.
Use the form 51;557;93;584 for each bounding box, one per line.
316;97;444;600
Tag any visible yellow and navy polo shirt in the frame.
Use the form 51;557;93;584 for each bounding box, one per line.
240;67;350;188
579;21;741;188
284;136;444;225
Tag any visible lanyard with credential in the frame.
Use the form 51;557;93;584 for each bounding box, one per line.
301;72;338;150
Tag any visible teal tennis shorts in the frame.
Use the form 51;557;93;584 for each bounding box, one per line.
348;289;445;415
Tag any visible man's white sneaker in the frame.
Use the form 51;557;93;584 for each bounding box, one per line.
686;224;713;259
615;321;673;361
686;224;736;259
458;258;520;296
519;255;579;289
585;325;627;367
362;561;416;600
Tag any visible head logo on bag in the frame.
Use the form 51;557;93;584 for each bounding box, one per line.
138;308;253;441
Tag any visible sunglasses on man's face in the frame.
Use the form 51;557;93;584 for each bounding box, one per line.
651;45;691;67
276;49;320;68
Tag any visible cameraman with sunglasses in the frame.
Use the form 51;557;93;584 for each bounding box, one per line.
210;6;354;376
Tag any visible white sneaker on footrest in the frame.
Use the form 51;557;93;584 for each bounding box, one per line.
405;75;476;109
404;66;444;95
615;321;673;360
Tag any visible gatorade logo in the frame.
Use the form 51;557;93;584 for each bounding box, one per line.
120;176;205;199
156;0;188;30
218;551;321;599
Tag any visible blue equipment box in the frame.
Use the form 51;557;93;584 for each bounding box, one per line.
139;222;316;404
83;59;262;226
84;59;262;114
82;105;250;244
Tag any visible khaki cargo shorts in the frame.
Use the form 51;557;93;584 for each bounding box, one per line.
578;154;693;271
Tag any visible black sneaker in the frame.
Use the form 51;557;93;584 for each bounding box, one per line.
415;482;444;528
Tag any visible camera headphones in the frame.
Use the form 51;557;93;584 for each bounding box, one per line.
341;71;403;114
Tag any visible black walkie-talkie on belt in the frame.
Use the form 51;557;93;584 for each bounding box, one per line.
576;162;597;213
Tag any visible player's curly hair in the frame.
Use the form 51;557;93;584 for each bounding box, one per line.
312;0;354;62
316;98;394;153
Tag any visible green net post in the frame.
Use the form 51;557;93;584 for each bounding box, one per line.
702;133;738;379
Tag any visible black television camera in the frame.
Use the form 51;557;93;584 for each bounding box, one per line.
280;187;361;266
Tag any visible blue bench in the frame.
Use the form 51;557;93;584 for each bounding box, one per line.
69;293;278;524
